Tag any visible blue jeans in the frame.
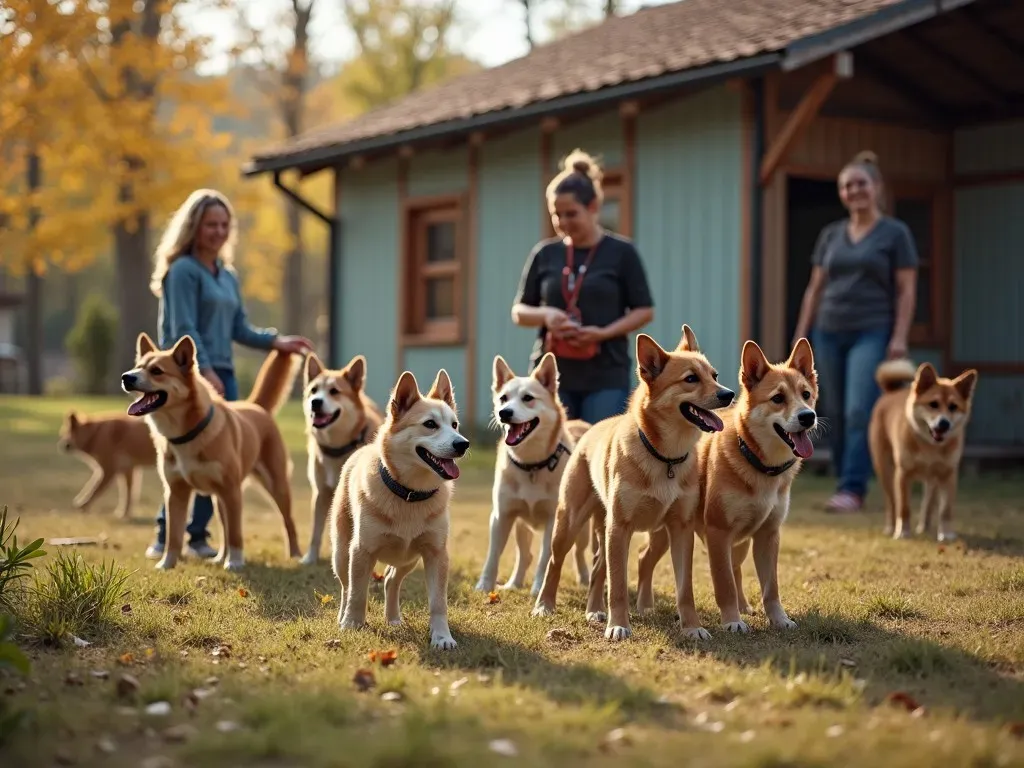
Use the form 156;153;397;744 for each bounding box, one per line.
811;327;890;497
559;387;630;425
153;367;238;546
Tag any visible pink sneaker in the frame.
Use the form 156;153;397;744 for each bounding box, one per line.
825;491;863;513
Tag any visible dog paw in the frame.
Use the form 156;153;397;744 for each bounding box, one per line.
770;615;797;630
738;602;755;615
387;616;403;627
682;626;712;641
586;611;607;623
635;596;655;615
154;558;177;571
531;604;554;618
473;579;494;592
338;616;365;631
604;625;632;642
937;531;957;543
893;529;911;540
299;552;318;566
500;580;524;591
430;632;457;650
223;560;245;572
723;620;750;634
882;525;894;537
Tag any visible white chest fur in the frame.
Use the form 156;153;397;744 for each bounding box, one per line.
164;448;224;494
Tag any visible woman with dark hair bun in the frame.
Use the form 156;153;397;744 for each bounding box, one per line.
792;150;919;513
511;149;655;424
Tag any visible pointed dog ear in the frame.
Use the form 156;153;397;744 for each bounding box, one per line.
390;371;421;418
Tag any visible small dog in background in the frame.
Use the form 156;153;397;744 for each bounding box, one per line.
58;411;157;518
300;352;384;565
476;352;593;595
869;359;978;541
330;368;469;650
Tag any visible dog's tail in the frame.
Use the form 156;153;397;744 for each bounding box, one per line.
248;349;302;415
875;359;918;393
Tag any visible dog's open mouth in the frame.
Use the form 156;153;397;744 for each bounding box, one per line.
311;409;340;429
681;403;725;433
416;446;460;480
929;426;947;443
774;423;814;459
504;417;539;446
127;391;167;417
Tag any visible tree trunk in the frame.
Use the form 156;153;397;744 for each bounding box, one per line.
604;0;617;18
284;201;304;338
25;147;43;395
522;0;534;49
113;206;156;383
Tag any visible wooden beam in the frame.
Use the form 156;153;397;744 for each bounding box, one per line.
620;108;636;239
903;27;1008;104
739;81;754;344
395;157;409;378
540;125;554;238
464;142;480;431
759;62;843;185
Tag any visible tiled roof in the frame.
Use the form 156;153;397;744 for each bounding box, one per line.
248;0;909;169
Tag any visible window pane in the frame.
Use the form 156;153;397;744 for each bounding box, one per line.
914;266;931;326
600;197;621;233
426;221;456;263
426;277;455;319
893;198;932;261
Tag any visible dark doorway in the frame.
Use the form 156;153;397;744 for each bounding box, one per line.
785;176;846;344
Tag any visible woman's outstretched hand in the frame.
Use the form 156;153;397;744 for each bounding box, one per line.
273;335;315;356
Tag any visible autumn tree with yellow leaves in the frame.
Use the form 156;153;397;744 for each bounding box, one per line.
1;0;240;378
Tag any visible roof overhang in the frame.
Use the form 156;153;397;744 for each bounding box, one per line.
242;52;782;178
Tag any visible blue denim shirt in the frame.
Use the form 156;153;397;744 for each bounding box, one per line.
158;255;277;372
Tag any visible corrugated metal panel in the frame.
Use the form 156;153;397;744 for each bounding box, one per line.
403;347;468;410
954;120;1024;175
635;85;744;389
551;110;624;174
473;128;544;425
953;183;1024;363
336;160;400;403
408;147;469;198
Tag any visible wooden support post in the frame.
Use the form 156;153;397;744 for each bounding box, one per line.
758;54;850;185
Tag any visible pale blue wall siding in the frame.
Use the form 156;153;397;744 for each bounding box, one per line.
952;121;1024;444
335;161;400;403
634;86;744;389
408;147;469;198
404;347;468;409
551;110;624;173
474;128;544;422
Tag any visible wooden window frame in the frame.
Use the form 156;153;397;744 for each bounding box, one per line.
401;194;467;347
889;183;946;347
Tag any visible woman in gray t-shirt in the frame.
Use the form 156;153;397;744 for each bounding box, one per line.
792;151;919;513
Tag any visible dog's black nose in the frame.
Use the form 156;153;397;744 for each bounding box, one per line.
311;397;323;412
716;388;735;406
452;439;470;457
121;373;136;390
498;407;513;423
797;409;817;429
936;418;951;433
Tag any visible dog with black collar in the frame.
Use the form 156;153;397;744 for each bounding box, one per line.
329;368;469;650
300;352;384;565
475;352;594;595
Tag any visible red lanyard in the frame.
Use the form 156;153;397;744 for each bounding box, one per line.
560;236;601;311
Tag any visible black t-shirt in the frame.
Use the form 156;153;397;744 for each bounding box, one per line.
513;233;654;392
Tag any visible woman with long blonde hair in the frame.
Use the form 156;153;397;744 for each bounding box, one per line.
145;188;313;560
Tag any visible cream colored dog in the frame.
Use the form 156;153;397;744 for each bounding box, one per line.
330;368;469;649
475;353;592;595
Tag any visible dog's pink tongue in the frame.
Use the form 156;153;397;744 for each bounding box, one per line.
127;396;150;417
440;458;460;480
791;431;814;459
706;411;725;432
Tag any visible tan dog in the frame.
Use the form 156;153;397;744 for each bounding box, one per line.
330;368;469;650
58;411;157;518
475;353;592;595
638;339;817;634
869;359;978;541
121;332;302;571
300;352;384;565
532;326;734;642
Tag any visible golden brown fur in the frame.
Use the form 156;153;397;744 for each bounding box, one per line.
869;359;978;541
475;353;594;595
58;411;157;518
330;368;469;649
532;326;735;642
638;339;818;634
121;332;303;571
300;352;384;565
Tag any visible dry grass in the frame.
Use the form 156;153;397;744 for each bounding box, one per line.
1;394;1023;768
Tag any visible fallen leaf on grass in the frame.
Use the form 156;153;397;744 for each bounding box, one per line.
380;691;403;702
324;639;342;649
449;677;469;695
368;649;399;667
839;658;856;668
599;727;632;751
116;673;141;699
210;644;232;659
1003;722;1024;738
885;691;921;711
144;647;156;660
48;536;101;546
216;720;242;733
237;588;249;598
91;670;109;680
71;635;92;648
118;653;134;666
121;604;133;614
353;668;376;692
372;571;385;583
545;628;576;643
195;576;207;586
95;736;117;754
487;591;500;604
144;701;172;716
314;589;334;605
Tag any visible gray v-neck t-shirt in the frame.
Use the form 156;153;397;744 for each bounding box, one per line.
811;215;919;333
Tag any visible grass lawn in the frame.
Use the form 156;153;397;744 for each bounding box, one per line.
1;394;1023;767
